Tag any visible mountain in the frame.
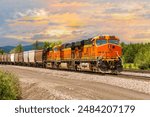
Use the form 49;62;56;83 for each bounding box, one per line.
0;42;44;53
0;46;15;53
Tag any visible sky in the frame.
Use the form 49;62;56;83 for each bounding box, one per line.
0;0;150;46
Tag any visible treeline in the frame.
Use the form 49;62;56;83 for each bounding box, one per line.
121;42;150;70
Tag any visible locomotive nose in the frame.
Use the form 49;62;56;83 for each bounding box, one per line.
105;44;120;59
108;44;115;50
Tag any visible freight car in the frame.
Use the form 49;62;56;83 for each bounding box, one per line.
10;53;15;64
35;50;45;67
7;54;11;63
14;53;19;64
23;51;29;65
28;50;35;66
28;50;45;67
0;55;2;64
0;35;123;74
18;52;24;65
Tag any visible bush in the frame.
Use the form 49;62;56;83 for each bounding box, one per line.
134;45;150;70
123;64;127;69
128;64;132;69
0;71;21;100
138;64;149;70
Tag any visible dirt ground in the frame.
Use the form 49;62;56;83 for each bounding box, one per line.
0;65;150;100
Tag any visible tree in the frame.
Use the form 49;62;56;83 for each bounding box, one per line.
43;42;51;49
134;43;150;69
121;42;150;70
10;44;23;53
43;41;62;49
122;43;141;63
0;49;5;54
15;44;23;53
33;40;42;50
120;42;127;54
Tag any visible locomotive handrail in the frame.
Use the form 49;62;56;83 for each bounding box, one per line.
115;51;120;58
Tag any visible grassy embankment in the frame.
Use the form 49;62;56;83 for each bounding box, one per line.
0;71;21;100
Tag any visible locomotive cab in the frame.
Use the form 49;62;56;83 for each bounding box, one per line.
92;36;123;73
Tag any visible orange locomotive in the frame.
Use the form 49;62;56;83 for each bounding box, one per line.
46;35;123;73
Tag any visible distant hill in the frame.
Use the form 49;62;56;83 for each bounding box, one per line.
0;42;44;53
0;46;14;53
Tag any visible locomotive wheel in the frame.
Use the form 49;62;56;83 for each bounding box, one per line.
51;62;55;68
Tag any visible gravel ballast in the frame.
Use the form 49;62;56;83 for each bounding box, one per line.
10;66;150;95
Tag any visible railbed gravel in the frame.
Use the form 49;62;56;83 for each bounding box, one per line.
12;66;150;95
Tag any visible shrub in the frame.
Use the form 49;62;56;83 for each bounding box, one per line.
0;71;21;100
123;64;127;69
134;45;150;70
138;64;149;70
128;64;132;69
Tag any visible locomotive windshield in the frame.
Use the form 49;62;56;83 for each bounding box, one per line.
109;39;119;45
96;39;107;46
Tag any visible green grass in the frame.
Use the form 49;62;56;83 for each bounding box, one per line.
123;63;150;70
0;71;21;100
123;63;139;70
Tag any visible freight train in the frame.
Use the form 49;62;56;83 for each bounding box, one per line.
0;35;123;74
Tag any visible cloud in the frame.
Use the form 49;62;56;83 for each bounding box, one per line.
48;13;85;28
14;9;49;18
6;10;86;43
4;35;33;42
0;0;150;46
51;2;91;8
132;30;150;39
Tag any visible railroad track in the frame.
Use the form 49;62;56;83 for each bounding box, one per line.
1;64;150;81
123;69;150;73
45;67;150;81
116;73;150;81
121;70;150;80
